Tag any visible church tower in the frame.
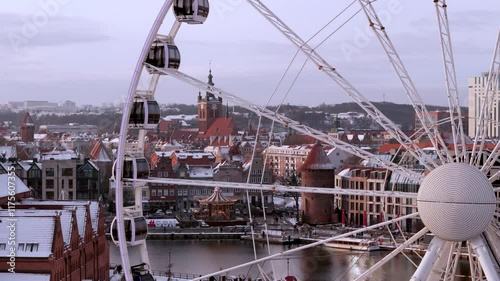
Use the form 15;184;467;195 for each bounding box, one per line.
20;112;35;143
198;68;223;134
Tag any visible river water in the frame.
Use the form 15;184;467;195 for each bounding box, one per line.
109;240;427;281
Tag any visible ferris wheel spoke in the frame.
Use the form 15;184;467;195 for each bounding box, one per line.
434;0;467;162
151;66;424;180
132;177;418;199
357;0;452;164
409;237;448;281
470;235;500;281
244;0;439;171
471;30;500;168
440;242;462;281
189;213;419;281
353;227;428;281
479;31;500;172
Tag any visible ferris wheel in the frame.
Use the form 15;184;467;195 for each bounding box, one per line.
111;0;500;280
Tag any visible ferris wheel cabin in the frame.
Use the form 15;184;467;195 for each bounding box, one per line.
110;216;148;246
145;40;181;74
129;99;161;129
173;0;209;24
113;156;150;187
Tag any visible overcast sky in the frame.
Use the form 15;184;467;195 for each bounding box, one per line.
0;0;498;108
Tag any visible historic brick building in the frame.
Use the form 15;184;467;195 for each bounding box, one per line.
299;141;337;225
0;200;109;281
20;112;35;143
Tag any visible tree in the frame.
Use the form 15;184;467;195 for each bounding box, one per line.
276;172;301;222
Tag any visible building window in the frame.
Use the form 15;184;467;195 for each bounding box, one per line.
152;189;156;196
46;179;54;189
69;179;73;188
46;168;54;177
17;243;39;252
170;189;174;196
62;168;73;176
28;168;41;178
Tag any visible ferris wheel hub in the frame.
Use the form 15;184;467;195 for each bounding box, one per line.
417;163;496;241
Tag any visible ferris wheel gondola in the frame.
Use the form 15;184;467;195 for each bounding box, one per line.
173;0;209;24
129;98;161;130
145;39;181;74
110;216;148;246
113;156;150;188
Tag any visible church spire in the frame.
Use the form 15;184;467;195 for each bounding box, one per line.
208;61;214;86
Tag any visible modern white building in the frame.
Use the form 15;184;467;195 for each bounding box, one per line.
468;73;500;137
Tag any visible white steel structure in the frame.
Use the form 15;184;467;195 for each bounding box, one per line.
114;0;500;280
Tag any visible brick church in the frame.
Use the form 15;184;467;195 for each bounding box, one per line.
164;69;237;146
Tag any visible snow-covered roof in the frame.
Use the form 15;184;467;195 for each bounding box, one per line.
0;273;50;281
163;114;197;121
0;209;74;246
20;200;100;236
298;142;335;171
189;166;213;178
0;174;30;198
337;168;351;177
0;217;55;257
0;146;16;158
155;151;174;158
40;150;78;160
34;133;48;141
174;152;214;159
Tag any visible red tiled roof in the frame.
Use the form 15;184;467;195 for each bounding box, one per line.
298;141;335;172
204;118;236;138
377;142;434;153
283;134;318;145
170;128;199;142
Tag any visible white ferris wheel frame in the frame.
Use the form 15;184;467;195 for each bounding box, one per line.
114;1;500;280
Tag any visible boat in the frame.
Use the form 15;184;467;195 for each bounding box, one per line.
323;237;380;251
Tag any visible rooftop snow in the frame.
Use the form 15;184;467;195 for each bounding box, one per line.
0;209;74;246
0;217;55;257
0;174;30;198
0;273;50;281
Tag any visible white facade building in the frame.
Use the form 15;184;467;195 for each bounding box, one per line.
468;73;500;137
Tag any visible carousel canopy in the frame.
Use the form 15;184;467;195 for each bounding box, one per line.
199;187;237;205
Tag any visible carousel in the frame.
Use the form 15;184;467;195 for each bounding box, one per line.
196;187;246;226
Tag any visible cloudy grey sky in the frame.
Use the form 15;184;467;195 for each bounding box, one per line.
0;0;499;108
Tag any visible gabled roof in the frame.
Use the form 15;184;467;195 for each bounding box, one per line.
0;209;75;246
89;140;112;162
298;141;335;172
0;174;31;199
20;200;100;236
0;216;55;257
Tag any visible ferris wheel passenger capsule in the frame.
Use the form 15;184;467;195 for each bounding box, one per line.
110;216;148;246
145;39;181;74
129;98;161;129
173;0;209;24
112;157;150;187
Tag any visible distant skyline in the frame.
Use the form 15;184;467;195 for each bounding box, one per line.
1;0;499;108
